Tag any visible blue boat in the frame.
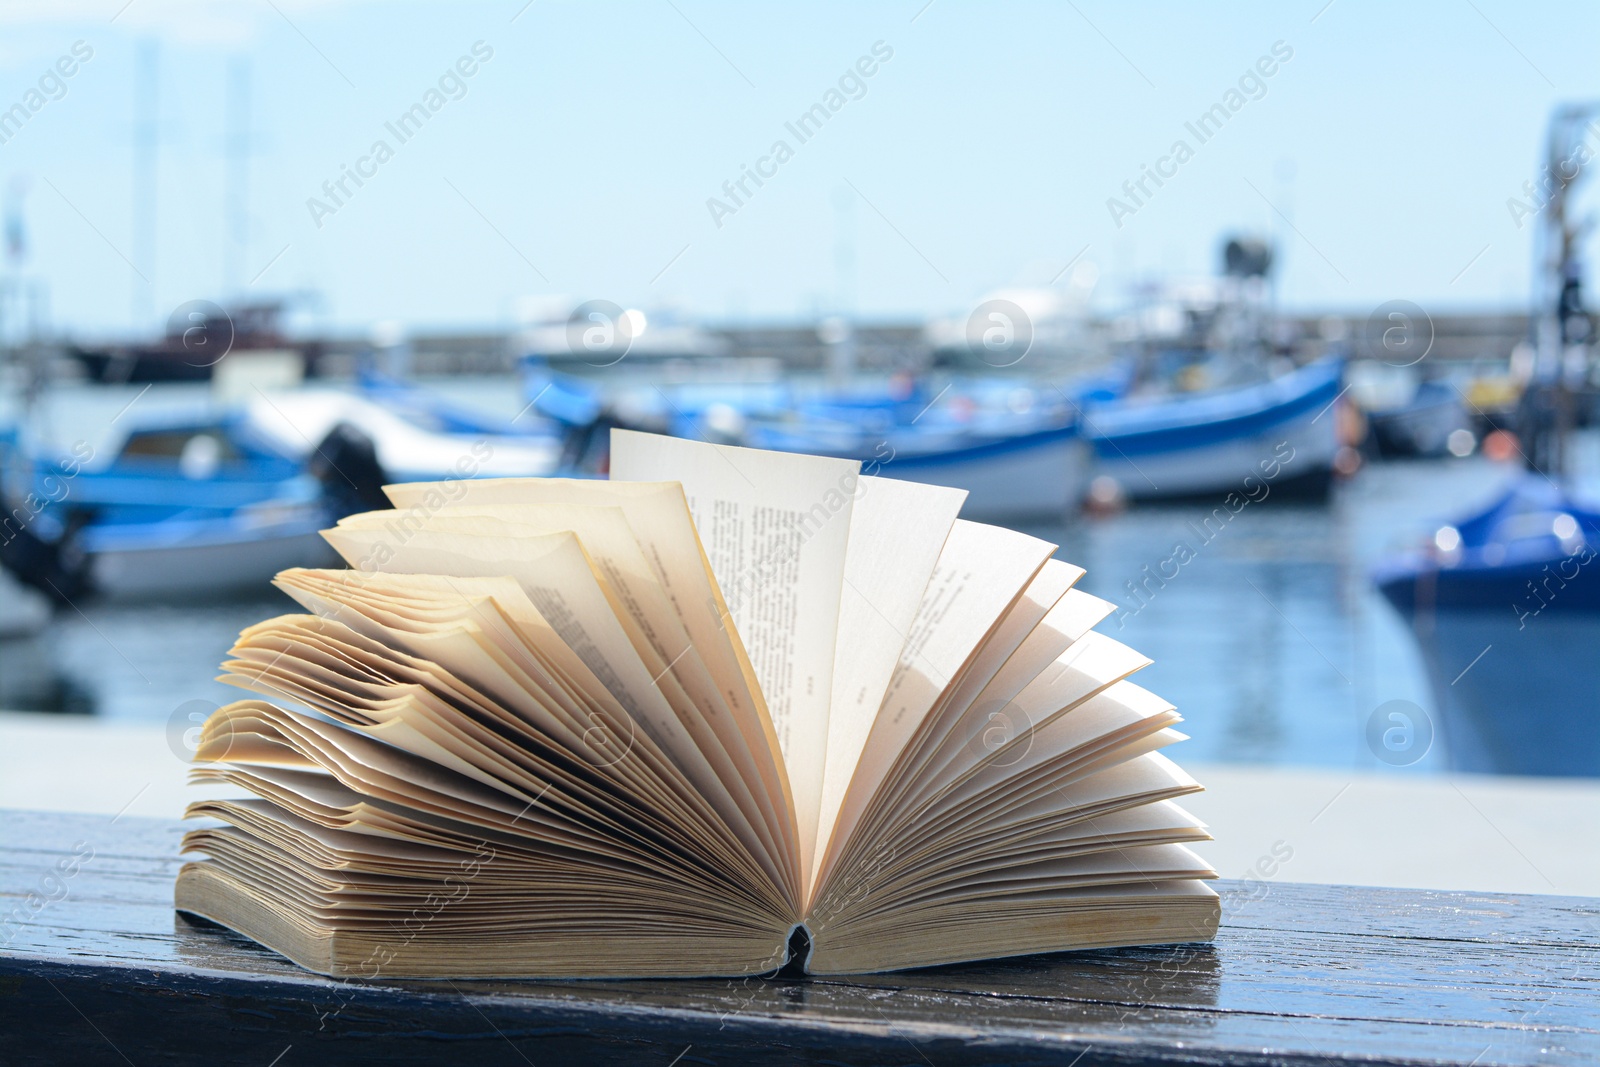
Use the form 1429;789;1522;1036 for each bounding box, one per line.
1081;357;1346;501
517;361;1096;517
509;328;1341;517
3;375;580;602
1373;476;1600;776
0;409;383;602
1364;378;1473;459
735;382;1090;519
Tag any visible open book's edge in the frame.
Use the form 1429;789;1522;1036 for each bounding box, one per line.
802;884;1222;975
178;852;1219;981
175;861;794;980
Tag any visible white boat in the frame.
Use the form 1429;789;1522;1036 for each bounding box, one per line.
244;389;563;482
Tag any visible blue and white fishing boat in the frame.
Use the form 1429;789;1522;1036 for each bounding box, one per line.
714;380;1092;519
517;361;1094;517
1348;361;1474;459
1079;236;1348;500
1373;475;1600;776
0;410;342;601
1081;356;1345;500
3;379;574;602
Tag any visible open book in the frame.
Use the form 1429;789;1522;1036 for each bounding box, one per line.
175;430;1218;977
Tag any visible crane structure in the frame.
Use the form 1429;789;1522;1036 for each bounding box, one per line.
1521;103;1600;475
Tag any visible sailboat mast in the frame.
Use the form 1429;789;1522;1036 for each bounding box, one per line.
131;40;158;330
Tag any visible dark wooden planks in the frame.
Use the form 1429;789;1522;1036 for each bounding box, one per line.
1;809;1597;1066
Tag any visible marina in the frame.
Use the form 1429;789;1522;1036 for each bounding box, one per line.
3;5;1599;1062
8;219;1588;783
4;369;1592;782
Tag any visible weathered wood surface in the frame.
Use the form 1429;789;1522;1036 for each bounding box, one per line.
1;809;1596;1066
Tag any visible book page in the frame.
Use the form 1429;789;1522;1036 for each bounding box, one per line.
813;475;964;882
815;519;1055;894
899;586;1116;809
381;476;801;901
334;504;754;779
611;430;860;884
260;568;799;904
315;523;795;896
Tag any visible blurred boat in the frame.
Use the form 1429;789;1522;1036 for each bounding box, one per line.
1374;476;1600;776
509;295;1102;515
716;381;1091;519
1085;237;1346;500
1368;381;1473;459
243;388;563;483
69;300;321;384
356;368;560;440
70;492;337;600
520;361;1093;517
2;380;570;602
1082;357;1345;500
1347;360;1476;459
0;410;348;601
516;299;728;366
922;278;1104;375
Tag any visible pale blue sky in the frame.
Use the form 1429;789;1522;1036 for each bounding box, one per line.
0;0;1594;336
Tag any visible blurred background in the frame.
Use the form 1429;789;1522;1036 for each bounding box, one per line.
2;0;1598;893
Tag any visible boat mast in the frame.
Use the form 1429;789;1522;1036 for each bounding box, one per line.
223;58;251;297
131;40;159;330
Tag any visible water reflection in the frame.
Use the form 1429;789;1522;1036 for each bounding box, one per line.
0;593;290;721
1022;453;1531;772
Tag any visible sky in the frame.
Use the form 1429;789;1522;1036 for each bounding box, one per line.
0;0;1595;338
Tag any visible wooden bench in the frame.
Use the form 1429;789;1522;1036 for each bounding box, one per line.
1;809;1595;1065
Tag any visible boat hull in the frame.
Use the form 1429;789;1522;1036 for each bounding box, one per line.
1086;360;1344;501
246;390;563;482
91;531;336;600
1368;382;1471;459
879;427;1090;519
69;347;214;384
1374;474;1600;777
1091;404;1338;501
82;511;338;600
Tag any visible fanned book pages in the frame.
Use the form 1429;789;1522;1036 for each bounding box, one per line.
174;429;1220;978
